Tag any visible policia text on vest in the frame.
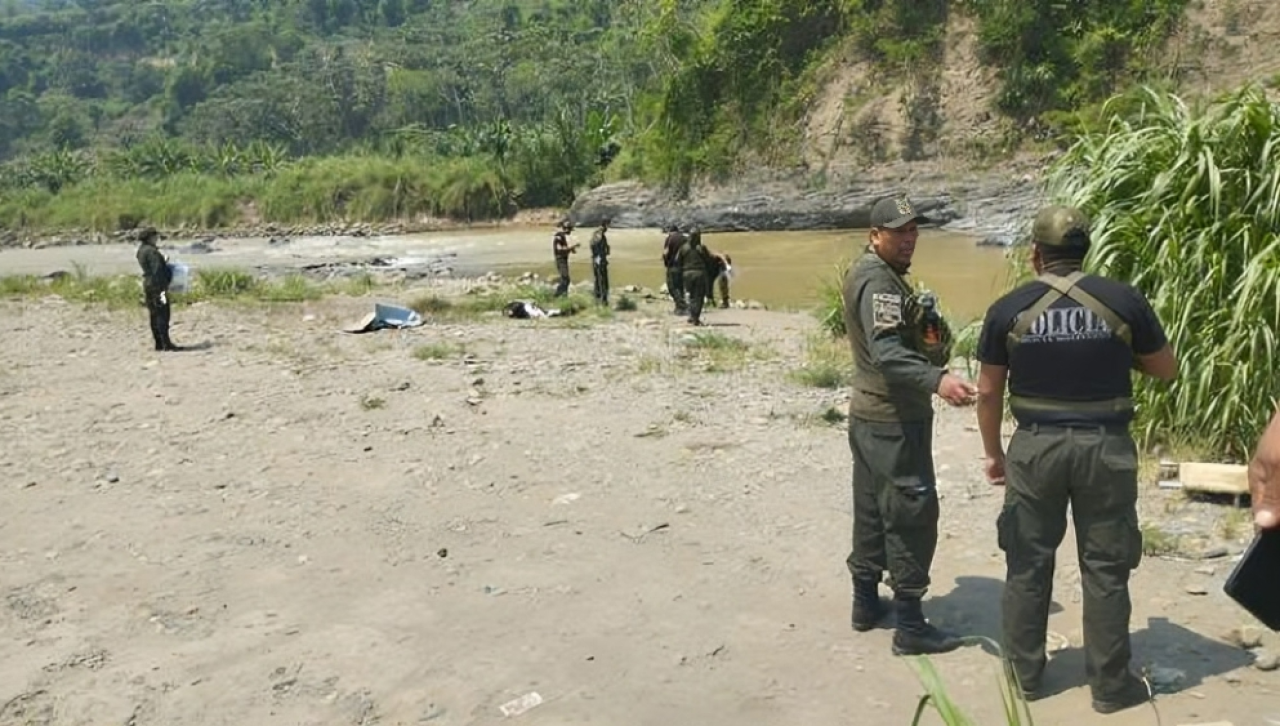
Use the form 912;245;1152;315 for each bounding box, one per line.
975;205;1178;715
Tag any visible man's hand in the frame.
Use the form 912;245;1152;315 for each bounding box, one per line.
936;373;977;406
984;455;1006;486
1250;408;1280;529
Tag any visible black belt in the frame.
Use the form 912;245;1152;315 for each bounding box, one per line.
1019;423;1129;435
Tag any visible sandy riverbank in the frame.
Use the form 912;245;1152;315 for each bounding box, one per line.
0;286;1275;725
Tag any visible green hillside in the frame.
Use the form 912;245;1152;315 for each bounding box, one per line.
0;0;1196;231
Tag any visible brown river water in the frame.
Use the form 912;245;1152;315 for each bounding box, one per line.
481;227;1018;321
0;226;1017;321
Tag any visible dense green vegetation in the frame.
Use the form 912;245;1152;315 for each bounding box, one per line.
0;0;646;227
964;0;1189;124
1045;85;1280;460
0;0;1202;232
642;0;1191;183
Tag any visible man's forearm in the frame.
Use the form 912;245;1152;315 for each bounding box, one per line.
976;392;1005;457
872;338;943;395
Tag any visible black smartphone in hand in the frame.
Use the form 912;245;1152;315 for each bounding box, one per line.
1224;527;1280;631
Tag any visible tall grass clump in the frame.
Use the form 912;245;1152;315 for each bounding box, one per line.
0;150;522;233
1044;84;1280;459
908;638;1036;726
0;271;141;308
816;259;851;338
791;333;853;388
197;268;260;297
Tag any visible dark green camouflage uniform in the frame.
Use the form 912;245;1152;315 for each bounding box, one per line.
676;231;715;325
843;250;953;596
662;228;687;313
590;224;610;304
842;201;960;656
553;225;575;297
136;228;176;351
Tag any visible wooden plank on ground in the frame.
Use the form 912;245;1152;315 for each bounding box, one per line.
1179;462;1249;495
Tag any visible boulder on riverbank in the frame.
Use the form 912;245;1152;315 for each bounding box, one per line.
569;166;1044;246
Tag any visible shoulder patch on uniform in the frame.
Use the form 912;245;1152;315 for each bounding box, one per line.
872;293;903;328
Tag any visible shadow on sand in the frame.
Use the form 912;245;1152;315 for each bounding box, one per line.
925;576;1255;698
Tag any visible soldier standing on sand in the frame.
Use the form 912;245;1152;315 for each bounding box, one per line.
662;224;687;314
135;226;181;352
590;218;611;305
843;195;975;656
553;219;579;297
975;206;1177;713
675;227;716;326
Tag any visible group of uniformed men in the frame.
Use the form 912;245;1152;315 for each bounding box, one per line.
134;197;1280;716
551;218;732;326
844;195;1178;715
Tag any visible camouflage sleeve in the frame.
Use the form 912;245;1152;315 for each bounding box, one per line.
858;274;943;395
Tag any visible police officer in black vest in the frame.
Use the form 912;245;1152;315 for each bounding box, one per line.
975;206;1177;713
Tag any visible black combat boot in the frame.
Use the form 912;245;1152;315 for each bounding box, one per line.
891;597;964;656
160;333;182;352
851;577;890;632
1091;673;1150;714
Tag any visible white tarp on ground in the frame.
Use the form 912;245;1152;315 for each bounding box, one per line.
343;303;425;333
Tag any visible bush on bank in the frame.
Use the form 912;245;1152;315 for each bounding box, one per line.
0;153;526;232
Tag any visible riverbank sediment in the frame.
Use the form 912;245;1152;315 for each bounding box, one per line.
0;285;1270;726
1;161;1045;252
570;162;1044;247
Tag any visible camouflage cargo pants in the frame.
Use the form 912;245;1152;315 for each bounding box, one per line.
593;262;609;304
554;258;571;297
666;267;686;312
683;272;708;324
